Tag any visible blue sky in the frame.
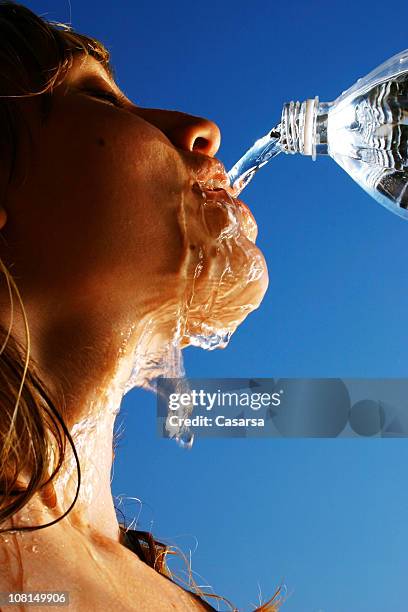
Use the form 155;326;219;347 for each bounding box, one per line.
25;1;408;610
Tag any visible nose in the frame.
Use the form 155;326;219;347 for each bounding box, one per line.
133;108;221;157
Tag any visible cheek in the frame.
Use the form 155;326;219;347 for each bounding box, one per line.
78;124;187;277
5;107;188;300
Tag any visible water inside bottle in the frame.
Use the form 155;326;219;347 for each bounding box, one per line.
228;70;408;219
327;74;408;218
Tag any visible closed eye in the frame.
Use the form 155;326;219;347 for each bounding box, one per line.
84;88;126;107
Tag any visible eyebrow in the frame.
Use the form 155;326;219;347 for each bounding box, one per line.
89;58;126;97
70;50;117;85
99;59;116;82
80;54;115;83
93;59;136;105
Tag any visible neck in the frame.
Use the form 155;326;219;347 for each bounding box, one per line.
1;298;182;547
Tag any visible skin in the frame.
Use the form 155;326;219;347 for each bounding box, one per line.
0;53;268;608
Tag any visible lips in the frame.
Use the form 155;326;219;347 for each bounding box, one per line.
192;158;233;194
189;155;258;242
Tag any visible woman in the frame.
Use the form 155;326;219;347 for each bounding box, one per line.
0;2;283;610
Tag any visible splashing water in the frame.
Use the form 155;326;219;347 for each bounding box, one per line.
120;175;269;449
228;125;282;195
119;311;196;448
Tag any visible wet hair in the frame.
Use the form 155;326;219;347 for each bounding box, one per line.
0;2;285;610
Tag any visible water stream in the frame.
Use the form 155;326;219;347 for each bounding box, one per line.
228;124;282;195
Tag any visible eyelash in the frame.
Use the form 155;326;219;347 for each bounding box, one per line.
86;89;124;107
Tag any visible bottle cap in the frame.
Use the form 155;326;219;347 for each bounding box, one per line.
303;98;317;157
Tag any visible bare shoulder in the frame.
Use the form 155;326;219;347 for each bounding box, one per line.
0;533;209;611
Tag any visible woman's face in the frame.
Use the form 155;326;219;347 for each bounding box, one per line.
0;53;268;354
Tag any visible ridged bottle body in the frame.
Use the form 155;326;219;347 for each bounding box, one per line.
279;49;408;219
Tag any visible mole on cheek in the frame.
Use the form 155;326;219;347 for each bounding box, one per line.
97;137;106;147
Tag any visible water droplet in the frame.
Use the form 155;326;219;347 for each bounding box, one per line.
176;430;194;449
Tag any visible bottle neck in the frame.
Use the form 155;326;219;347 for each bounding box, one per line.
279;97;332;160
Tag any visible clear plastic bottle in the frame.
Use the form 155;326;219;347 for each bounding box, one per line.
228;49;408;220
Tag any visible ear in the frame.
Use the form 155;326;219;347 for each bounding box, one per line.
0;207;7;230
